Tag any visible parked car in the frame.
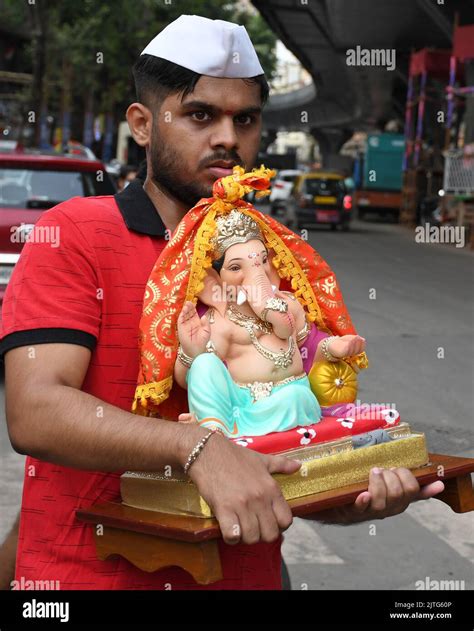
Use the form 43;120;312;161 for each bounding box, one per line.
269;169;302;215
284;171;353;231
0;150;116;307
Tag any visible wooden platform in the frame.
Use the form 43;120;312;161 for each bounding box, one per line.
76;453;474;585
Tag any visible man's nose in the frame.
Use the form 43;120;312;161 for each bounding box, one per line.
209;117;238;152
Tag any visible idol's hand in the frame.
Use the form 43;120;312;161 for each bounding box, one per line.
188;434;301;545
177;301;211;358
328;334;366;359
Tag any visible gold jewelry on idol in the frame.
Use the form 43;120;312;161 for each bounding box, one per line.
177;344;194;368
296;319;311;343
207;307;216;324
205;340;217;354
226;304;295;369
260;296;288;324
236;373;306;403
321;335;339;362
227;303;272;334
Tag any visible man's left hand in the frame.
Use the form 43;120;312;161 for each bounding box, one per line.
301;467;445;524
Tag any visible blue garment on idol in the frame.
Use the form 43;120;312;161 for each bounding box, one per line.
185;352;321;438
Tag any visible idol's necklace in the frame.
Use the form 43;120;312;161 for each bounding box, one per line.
226;304;295;369
226;303;272;334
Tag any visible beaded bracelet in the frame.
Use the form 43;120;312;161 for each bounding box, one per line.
183;428;220;475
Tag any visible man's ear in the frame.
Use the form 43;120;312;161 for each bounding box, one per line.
126;102;153;147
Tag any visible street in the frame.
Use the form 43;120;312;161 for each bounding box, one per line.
1;216;473;590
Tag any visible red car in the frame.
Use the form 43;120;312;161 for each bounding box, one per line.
0;151;116;306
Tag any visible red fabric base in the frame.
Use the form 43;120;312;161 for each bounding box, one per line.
230;407;401;453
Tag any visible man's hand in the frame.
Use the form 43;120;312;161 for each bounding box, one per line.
302;467;445;524
188;435;301;545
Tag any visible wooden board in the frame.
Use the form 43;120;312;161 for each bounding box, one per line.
76;452;474;543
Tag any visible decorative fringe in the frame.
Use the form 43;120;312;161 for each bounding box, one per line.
186;208;218;303
132;376;173;414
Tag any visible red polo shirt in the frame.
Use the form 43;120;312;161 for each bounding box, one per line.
0;180;282;590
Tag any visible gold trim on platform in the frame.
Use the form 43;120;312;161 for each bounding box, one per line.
120;425;428;518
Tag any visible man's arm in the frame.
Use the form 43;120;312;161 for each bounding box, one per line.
5;343;207;472
4;342;303;546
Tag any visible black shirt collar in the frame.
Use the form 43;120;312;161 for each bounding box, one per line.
114;178;167;237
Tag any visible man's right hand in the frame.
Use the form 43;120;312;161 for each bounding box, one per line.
187;433;301;545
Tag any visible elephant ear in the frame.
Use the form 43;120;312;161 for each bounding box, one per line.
197;267;227;316
268;249;281;289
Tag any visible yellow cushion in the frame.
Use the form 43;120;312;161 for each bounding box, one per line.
308;360;358;406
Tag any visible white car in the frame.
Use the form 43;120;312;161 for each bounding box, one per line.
269;169;301;213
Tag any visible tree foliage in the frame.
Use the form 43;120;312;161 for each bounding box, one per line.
2;0;277;145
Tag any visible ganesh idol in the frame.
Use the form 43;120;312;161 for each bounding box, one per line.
131;165;399;452
173;209;365;438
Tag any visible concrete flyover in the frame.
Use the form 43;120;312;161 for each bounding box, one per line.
254;0;474;158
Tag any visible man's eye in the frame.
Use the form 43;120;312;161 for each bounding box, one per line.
190;111;211;121
235;114;254;125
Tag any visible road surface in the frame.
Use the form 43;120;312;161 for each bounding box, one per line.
1;215;472;590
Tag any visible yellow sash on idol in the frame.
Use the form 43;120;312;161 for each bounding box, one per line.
132;165;368;420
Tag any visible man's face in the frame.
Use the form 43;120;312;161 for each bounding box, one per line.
149;76;263;207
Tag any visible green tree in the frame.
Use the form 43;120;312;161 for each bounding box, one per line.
2;0;278;151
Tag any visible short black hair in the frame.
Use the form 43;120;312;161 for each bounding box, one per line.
119;164;138;179
132;55;269;109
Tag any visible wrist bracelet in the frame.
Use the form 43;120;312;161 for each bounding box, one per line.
177;344;194;368
321;335;339;362
183;428;219;475
260;296;288;324
296;320;311;343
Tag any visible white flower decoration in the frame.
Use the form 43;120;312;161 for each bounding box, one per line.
380;408;400;425
235;437;254;447
336;417;355;429
296;427;317;445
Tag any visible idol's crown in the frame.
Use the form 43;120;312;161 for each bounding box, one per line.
212;209;263;259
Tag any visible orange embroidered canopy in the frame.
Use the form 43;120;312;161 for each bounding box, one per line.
132;165;368;419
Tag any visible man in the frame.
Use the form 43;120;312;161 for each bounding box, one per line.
0;15;443;590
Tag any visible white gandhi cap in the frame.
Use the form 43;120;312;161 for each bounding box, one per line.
141;14;264;78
